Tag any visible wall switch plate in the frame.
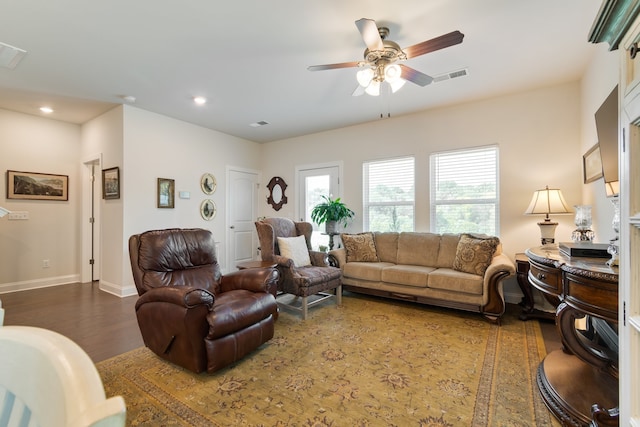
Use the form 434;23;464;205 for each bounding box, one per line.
179;191;190;199
8;211;28;220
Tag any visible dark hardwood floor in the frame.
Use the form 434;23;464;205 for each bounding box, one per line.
1;282;143;362
0;282;562;363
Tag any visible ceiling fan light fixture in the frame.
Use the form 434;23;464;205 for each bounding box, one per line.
384;64;401;82
356;68;374;87
389;78;406;93
365;80;380;96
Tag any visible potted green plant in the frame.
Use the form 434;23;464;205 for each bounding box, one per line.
311;195;355;234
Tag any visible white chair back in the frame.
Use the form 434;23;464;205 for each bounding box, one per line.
0;324;125;427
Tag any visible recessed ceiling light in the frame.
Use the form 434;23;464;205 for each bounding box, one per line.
39;107;53;114
193;96;207;105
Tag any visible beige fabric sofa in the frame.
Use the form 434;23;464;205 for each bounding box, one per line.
329;232;516;323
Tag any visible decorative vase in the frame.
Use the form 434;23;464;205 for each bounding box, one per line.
571;205;595;242
325;220;337;234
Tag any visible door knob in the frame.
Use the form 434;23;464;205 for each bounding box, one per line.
230;226;235;229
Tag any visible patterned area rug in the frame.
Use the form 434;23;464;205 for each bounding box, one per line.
97;294;561;426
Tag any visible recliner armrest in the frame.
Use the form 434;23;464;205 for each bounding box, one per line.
220;268;279;293
135;286;214;311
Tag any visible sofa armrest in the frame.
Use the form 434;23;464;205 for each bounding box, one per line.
481;253;517;322
220;268;279;293
309;250;329;266
328;248;346;269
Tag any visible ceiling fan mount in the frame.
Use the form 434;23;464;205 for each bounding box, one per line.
308;18;464;96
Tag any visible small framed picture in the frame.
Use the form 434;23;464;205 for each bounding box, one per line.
201;173;216;195
157;178;175;208
7;170;68;201
102;167;120;199
200;199;216;220
583;143;604;184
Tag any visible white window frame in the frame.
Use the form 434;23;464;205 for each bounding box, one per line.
429;145;499;235
363;156;415;232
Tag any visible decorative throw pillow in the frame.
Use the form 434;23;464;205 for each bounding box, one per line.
277;235;311;267
452;234;500;276
341;232;379;263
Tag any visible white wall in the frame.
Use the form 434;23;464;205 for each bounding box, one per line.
258;82;584;301
260;82;583;255
580;43;620;242
120;106;261;293
0;109;82;292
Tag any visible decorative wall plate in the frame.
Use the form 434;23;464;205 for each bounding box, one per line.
200;199;216;221
201;173;216;195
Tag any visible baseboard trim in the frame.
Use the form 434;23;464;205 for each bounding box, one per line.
99;280;137;298
0;274;80;294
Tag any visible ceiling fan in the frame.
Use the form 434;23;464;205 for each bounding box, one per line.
308;18;464;96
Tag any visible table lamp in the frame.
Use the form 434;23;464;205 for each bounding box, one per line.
524;186;571;246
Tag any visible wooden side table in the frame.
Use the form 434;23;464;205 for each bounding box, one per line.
236;260;277;270
515;253;555;321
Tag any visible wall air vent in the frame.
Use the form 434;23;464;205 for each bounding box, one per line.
433;68;468;83
249;121;269;128
0;42;27;69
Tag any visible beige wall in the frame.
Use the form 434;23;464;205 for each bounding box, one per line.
0;44;620;298
259;82;584;258
0;109;82;291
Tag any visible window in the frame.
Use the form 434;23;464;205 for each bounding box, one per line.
363;157;414;232
430;145;499;235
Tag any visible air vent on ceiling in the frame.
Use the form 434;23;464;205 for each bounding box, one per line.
0;42;27;69
433;68;468;83
249;121;269;128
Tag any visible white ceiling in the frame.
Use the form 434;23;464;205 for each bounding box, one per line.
0;0;604;143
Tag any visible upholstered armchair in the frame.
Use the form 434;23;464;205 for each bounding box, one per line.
255;217;342;319
129;228;279;373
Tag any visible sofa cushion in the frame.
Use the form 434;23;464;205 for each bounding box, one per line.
343;262;393;282
373;232;399;263
341;232;379;262
397;232;440;267
380;265;434;288
452;234;500;275
277;235;311;267
428;268;484;295
436;234;461;268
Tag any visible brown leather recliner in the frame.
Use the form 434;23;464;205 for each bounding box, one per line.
129;228;279;373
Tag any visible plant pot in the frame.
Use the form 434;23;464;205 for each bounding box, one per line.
325;221;337;234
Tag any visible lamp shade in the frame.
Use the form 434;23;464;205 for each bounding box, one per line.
0;206;10;218
524;186;571;220
605;180;619;198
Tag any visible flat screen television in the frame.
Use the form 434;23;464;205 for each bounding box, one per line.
595;85;619;192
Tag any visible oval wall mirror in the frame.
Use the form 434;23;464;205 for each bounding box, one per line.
267;176;288;211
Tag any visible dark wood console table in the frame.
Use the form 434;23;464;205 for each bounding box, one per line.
525;247;619;427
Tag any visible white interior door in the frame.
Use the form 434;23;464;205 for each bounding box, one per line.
296;163;341;250
227;168;259;271
81;156;101;284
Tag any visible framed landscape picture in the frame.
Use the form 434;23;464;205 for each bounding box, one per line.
102;167;120;199
6;170;68;201
157;178;175;208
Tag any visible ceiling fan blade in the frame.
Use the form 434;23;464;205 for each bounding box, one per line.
308;61;361;71
403;30;464;59
355;18;384;51
399;64;433;87
352;84;366;97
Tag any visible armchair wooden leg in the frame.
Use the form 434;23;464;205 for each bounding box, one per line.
302;296;308;320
